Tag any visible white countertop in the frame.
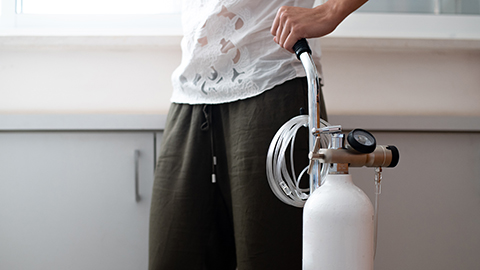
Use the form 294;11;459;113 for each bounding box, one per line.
1;114;479;132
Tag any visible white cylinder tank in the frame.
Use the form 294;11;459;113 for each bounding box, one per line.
303;174;374;270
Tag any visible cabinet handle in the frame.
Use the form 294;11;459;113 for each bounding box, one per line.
134;150;141;202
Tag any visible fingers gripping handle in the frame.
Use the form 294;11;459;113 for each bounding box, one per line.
293;38;312;60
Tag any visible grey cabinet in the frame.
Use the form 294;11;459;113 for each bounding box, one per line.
0;131;157;270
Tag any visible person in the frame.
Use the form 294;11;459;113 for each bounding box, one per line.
149;0;368;269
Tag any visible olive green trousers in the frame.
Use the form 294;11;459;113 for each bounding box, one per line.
149;77;327;270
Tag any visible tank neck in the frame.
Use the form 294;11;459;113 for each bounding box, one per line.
324;174;353;185
329;133;349;174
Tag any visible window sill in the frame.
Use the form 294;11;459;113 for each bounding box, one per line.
0;13;479;50
2;114;479;132
0;30;183;49
333;13;480;40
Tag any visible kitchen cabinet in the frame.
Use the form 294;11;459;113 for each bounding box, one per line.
0;131;158;270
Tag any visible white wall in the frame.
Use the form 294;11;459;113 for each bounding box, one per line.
1;36;479;116
0;36;182;115
321;41;480;116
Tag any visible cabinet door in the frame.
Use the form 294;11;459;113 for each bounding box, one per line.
0;132;155;270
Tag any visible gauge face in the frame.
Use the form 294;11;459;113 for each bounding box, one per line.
347;129;376;153
353;132;375;146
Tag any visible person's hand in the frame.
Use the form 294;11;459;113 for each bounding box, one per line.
271;1;368;53
271;5;337;53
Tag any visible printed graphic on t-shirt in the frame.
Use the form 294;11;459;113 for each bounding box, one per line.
175;2;258;99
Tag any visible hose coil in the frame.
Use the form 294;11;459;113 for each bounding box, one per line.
266;115;330;207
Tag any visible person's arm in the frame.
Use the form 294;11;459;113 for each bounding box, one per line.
271;0;368;53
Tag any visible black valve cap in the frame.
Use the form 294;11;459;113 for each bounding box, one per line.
387;145;400;168
293;38;312;60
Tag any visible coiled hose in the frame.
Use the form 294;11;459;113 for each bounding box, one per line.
266;114;331;208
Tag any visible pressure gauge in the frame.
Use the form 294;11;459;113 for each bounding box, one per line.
346;129;376;154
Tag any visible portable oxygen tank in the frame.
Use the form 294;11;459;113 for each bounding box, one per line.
281;40;399;270
303;173;374;270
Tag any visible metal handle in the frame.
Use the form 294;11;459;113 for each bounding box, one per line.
295;39;323;192
293;38;312;60
134;150;141;202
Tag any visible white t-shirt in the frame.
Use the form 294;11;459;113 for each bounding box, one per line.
170;0;321;104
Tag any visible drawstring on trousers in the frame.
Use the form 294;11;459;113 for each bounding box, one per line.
201;105;218;184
